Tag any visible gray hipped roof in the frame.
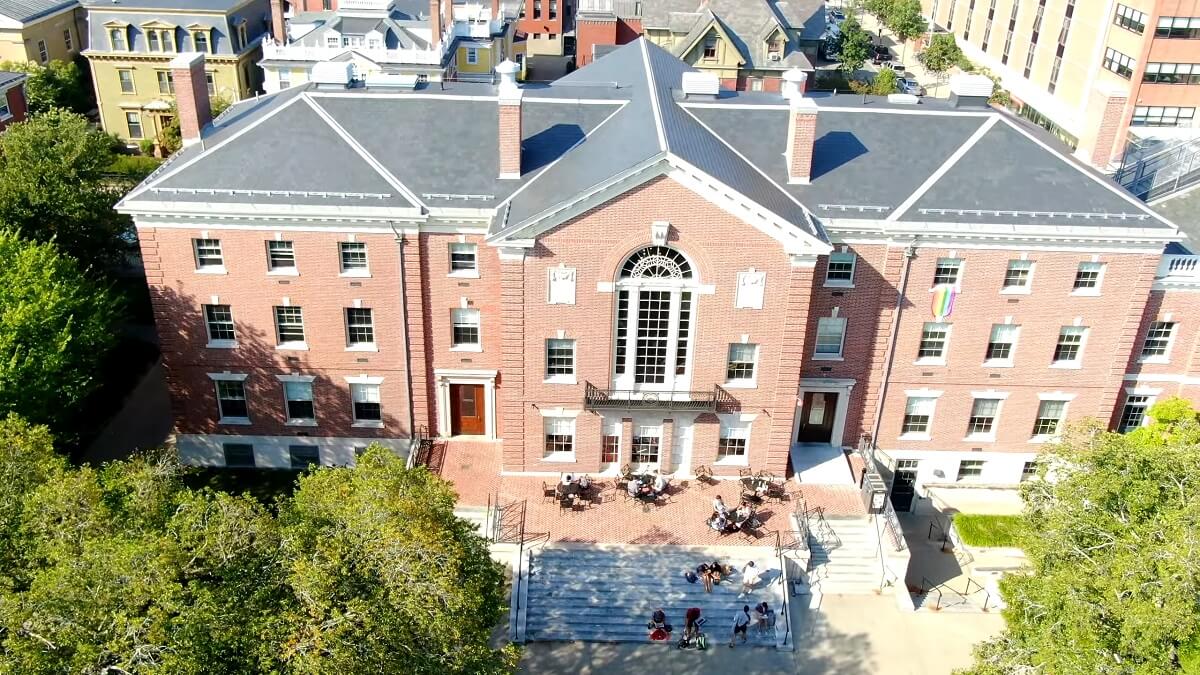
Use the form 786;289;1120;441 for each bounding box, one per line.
0;0;77;23
121;39;1175;241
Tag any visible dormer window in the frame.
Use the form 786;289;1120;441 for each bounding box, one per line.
703;35;717;59
190;28;211;53
108;26;128;51
145;28;175;52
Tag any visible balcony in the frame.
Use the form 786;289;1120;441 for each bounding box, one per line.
1155;252;1200;289
583;381;730;412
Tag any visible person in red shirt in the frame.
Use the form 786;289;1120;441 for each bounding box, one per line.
684;607;703;639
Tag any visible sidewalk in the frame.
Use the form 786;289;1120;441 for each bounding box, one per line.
856;12;951;99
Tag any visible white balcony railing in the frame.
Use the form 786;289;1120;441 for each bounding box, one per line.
262;37;444;65
1156;253;1200;285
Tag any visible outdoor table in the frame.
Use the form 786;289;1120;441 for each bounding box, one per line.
559;483;581;498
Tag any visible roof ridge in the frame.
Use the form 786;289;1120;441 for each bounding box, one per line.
638;39;669;153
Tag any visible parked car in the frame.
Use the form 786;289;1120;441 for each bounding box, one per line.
871;45;891;64
827;9;846;24
887;62;907;75
897;77;925;96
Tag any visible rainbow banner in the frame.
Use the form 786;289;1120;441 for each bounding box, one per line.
931;284;956;320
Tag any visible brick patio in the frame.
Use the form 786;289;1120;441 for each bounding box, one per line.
433;440;866;546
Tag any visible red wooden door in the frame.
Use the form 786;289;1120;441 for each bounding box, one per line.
450;384;485;435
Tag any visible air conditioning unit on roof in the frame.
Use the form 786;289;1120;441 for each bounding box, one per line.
768;52;781;62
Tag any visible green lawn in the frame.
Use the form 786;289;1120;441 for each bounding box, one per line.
954;514;1024;548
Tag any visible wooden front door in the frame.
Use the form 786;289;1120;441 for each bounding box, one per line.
796;391;837;444
450;384;485;436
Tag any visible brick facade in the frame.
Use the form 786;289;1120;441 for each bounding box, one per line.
0;82;28;132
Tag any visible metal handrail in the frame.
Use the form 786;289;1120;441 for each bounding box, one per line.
582;381;727;412
919;575;947;611
774;530;792;649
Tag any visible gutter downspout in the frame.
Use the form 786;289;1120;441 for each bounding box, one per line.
390;222;418;452
868;240;918;466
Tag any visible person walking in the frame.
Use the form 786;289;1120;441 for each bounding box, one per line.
739;561;761;597
729;605;752;647
753;602;770;636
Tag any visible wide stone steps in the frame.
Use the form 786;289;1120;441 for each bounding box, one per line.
803;516;883;595
524;547;785;647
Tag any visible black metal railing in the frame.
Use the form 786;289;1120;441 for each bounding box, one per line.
774;530;792;649
918;575;995;612
583;381;729;412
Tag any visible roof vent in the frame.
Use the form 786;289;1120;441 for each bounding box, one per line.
681;72;720;97
948;73;993;108
365;72;419;89
311;61;354;87
781;68;808;101
887;93;920;105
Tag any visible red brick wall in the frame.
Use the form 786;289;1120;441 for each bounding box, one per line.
518;0;564;38
787;108;817;182
0;84;28;132
1118;287;1200;420
510;175;807;475
172;58;211;144
874;248;1157;452
1082;89;1129;170
143;227;413;440
576;19;616;67
499;102;522;177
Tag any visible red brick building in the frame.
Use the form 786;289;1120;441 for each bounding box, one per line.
0;71;28;132
118;41;1191;510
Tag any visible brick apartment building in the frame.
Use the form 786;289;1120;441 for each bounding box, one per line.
118;40;1195;511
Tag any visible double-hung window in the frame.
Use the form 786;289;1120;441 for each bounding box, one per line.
545;338;575;381
1140;321;1176;361
825;251;856;286
725;343;758;384
956;460;985;481
543;417;575;459
204;304;236;346
350;382;382;424
1119;394;1150;432
339;242;369;275
346;308;375;348
902;397;936;437
1052;326;1086;366
1021;461;1039;481
449;242;478;276
1002;259;1032;291
1032;400;1067;438
631;425;661;464
967;398;1001;438
157;70;174;94
193;238;224;271
918;322;950;362
717;419;750;462
267;240;296;272
933;258;962;286
985;324;1018;365
1072;262;1104;293
283;380;316;423
451;308;481;349
814;317;846;359
274;306;306;348
214;378;249;423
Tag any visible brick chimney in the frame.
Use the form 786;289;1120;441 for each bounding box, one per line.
430;0;443;46
443;0;454;44
170;52;211;147
782;68;817;185
269;0;287;44
497;59;522;179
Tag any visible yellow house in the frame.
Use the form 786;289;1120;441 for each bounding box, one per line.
82;0;268;143
0;0;86;64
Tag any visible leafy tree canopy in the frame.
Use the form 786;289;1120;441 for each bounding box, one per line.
0;109;133;269
918;33;964;74
0;59;89;115
960;398;1200;675
837;15;873;75
886;0;927;44
0;231;120;434
0;426;516;675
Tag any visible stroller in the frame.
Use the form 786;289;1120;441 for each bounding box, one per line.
676;618;708;650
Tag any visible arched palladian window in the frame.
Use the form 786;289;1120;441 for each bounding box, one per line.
613;246;699;389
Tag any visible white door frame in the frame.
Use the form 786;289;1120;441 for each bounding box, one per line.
794;378;856;448
434;368;498;440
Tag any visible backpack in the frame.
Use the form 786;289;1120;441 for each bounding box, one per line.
650;628;669;641
684;571;699;584
696;633;707;650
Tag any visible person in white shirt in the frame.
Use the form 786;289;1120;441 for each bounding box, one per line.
561;474;573;486
729;605;752;647
578;474;591;490
712;495;728;516
653;472;669;495
740;561;761;596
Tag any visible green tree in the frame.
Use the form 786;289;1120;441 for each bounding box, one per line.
0;59;88;114
837;15;873;76
0;231;120;434
871;67;899;94
158;95;232;155
960;399;1200;675
0;109;133;268
864;0;896;20
886;0;927;62
919;32;963;75
278;446;518;674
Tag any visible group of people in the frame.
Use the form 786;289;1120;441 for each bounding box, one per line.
707;495;760;534
729;602;775;647
627;471;670;502
684;560;731;593
557;473;592;500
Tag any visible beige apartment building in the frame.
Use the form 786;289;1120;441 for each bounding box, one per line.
924;0;1200;169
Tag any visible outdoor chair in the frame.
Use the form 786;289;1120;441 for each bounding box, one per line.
542;482;557;504
695;465;715;490
766;480;787;504
558;496;573;515
571;497;588;514
738;467;754;479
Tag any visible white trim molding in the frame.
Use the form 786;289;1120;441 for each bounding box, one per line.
433;368;499;440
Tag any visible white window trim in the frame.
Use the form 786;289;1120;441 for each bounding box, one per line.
204;304;236;350
963;396;1006;442
1050;326;1088;370
338;242;370;277
345;308;378;352
208;372;250;425
813;316;847;361
956;459;987;482
1138;321;1176;364
823;250;857;288
544;337;577;385
724;343;759;389
999;260;1034;295
1030;396;1073;444
915;322;952;366
542;415;577;463
277;375;318;427
193;240;226;275
715;415;752;466
983;324;1019;368
448;242;480;279
1070;262;1106;297
929;257;965;291
1119;390;1158;431
348;379;384;429
899;389;942;441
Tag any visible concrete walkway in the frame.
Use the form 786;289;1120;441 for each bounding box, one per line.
518;592;1003;674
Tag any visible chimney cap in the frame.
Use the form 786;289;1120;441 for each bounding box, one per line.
497;59;521;102
169;52;205;69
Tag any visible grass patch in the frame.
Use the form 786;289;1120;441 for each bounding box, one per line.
955;514;1024;548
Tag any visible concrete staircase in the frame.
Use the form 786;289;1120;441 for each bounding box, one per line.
805;515;883;595
454;505;493;538
524;546;786;647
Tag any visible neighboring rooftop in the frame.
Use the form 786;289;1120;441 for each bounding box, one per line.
121;39;1177;241
0;70;27;89
80;0;245;12
0;0;76;23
